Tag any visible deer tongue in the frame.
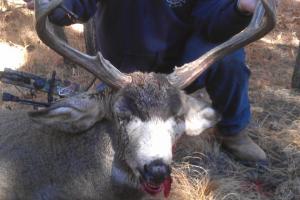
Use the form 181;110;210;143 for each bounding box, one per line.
163;177;172;198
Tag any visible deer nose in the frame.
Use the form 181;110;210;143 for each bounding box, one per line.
143;160;171;185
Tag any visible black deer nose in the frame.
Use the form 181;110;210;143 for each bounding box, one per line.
143;160;171;185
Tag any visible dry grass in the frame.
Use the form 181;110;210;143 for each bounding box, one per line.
0;1;300;200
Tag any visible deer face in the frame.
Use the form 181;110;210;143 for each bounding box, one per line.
29;73;219;197
111;73;219;197
28;73;219;197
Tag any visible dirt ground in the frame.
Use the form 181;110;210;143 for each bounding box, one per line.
0;0;300;200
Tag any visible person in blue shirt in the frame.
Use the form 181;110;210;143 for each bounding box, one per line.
25;0;266;165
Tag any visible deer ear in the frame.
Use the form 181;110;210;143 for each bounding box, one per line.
28;93;106;134
183;95;220;136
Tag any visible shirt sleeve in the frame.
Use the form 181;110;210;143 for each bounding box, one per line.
192;0;253;42
48;0;100;26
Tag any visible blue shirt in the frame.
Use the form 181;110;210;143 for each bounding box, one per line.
49;0;252;73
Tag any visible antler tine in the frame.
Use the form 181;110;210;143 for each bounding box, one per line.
167;0;276;89
34;0;132;89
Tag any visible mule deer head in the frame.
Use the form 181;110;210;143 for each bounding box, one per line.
30;0;276;197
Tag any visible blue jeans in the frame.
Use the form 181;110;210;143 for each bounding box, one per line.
181;35;251;136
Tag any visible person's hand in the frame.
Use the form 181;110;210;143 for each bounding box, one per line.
23;0;52;10
237;0;258;14
23;0;34;10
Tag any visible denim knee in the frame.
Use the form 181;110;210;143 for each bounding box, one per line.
211;49;250;79
209;52;251;135
185;49;250;94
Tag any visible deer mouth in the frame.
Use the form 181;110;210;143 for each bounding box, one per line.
140;176;172;198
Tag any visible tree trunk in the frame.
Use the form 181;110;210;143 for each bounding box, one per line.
291;43;300;89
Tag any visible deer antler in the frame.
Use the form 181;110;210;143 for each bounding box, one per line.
34;0;276;90
167;0;276;89
34;0;132;89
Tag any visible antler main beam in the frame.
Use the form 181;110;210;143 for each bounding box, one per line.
34;0;132;89
167;0;276;89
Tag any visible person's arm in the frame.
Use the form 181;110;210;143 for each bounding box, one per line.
192;0;257;43
48;0;99;26
23;0;99;26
